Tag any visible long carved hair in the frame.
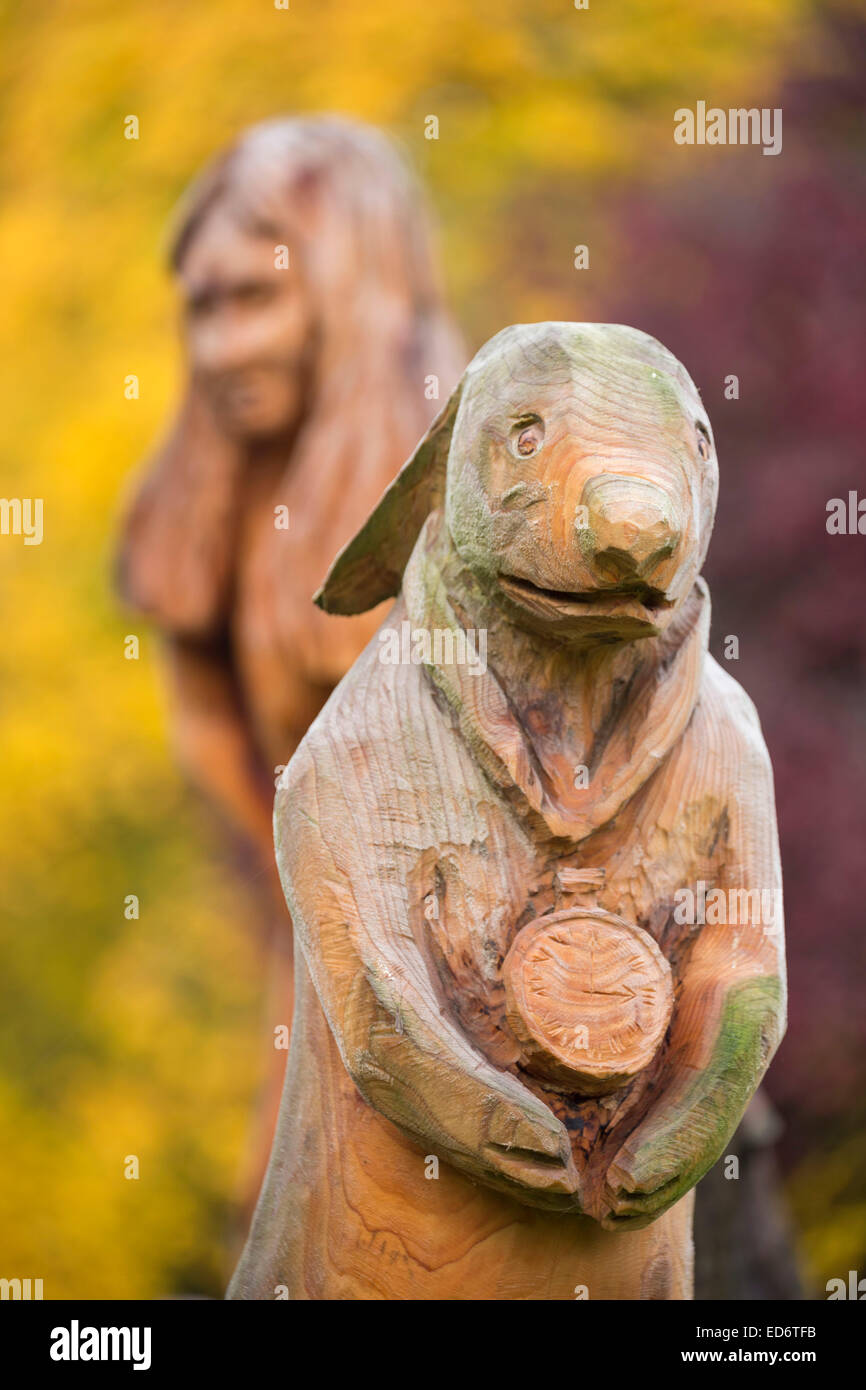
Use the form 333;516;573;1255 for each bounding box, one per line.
118;116;464;668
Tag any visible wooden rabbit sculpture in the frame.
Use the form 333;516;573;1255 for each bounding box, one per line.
228;321;787;1301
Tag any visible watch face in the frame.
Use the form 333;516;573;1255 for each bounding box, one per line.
503;907;673;1096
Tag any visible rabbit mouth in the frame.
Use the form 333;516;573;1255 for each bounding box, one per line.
499;573;672;615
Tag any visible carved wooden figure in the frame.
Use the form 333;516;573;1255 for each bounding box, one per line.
117;114;462;995
116;116;462;1206
229;322;787;1301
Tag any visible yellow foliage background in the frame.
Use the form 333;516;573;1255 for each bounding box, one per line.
0;0;854;1297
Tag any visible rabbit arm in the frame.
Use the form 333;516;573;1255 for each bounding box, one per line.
274;742;581;1209
600;682;786;1229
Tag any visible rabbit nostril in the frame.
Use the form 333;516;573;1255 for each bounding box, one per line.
594;547;640;581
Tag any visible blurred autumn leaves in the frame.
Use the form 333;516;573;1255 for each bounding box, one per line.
0;0;859;1296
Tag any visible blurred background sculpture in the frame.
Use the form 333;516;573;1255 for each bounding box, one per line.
116;115;463;1190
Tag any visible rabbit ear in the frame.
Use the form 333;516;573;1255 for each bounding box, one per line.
314;379;463;615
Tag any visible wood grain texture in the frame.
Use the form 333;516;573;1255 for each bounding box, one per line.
503;908;674;1094
230;322;787;1300
229;953;695;1300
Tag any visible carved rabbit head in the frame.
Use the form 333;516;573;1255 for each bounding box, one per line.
317;322;718;643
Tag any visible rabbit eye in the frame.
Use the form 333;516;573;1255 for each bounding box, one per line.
696;425;712;461
510;417;545;460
